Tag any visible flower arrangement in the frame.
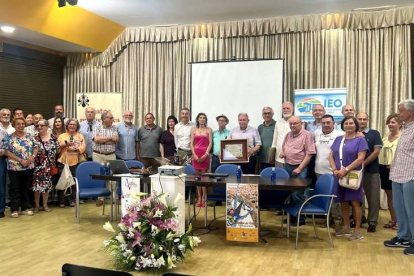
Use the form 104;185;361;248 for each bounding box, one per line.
103;193;200;272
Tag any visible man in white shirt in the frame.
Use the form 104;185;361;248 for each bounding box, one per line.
0;109;15;135
48;104;69;127
174;107;195;164
271;101;294;167
314;114;342;227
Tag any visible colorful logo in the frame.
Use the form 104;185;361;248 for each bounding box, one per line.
296;98;321;114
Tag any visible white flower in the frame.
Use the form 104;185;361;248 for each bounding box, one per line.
172;211;180;218
118;223;127;231
140;256;152;268
158;193;168;207
132;221;141;229
166;232;175;240
130;256;136;261
167;255;176;269
151;225;159;235
103;240;110;247
115;233;126;244
173;238;180;243
174;193;184;205
154;255;165;268
192;236;201;246
154;209;163;218
178;244;186;252
103;222;115;232
159;246;163;251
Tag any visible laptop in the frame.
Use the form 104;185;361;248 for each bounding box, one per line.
108;160;131;174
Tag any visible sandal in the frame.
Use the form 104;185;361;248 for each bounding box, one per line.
384;221;397;229
392;224;399;230
11;211;19;218
43;206;52;212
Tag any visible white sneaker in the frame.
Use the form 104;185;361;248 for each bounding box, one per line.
21;210;34;216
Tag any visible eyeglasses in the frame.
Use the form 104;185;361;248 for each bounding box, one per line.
262;112;272;115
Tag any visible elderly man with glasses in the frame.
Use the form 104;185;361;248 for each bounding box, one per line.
258;106;276;171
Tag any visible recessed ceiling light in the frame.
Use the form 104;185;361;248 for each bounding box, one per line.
1;25;15;33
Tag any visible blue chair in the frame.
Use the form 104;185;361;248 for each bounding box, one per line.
184;164;196;175
125;160;144;169
282;174;336;249
259;167;290;209
206;164;241;220
74;161;111;223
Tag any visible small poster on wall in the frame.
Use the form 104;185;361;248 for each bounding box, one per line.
294;88;347;122
121;177;141;216
76;92;123;125
226;183;259;243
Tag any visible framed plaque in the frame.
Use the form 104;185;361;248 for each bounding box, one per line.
220;139;248;163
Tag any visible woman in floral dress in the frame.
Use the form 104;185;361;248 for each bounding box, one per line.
33;119;59;212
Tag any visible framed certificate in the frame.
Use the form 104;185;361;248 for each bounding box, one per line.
220;139;249;163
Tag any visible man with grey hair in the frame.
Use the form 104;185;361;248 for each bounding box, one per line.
258;106;276;171
137;112;162;169
92;111;119;164
384;99;414;255
230;113;261;174
357;111;382;232
0;108;14;135
271;101;294;168
80;107;100;161
342;104;356;117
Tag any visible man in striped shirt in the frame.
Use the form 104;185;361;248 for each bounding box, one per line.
384;99;414;255
92;111;119;165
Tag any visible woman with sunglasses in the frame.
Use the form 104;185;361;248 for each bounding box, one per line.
32;119;59;212
57;119;86;208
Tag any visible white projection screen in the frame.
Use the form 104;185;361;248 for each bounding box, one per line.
191;60;284;130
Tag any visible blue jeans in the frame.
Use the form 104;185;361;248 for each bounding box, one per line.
392;180;414;242
284;163;308;179
0;158;6;214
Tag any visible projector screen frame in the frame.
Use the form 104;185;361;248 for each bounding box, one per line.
189;58;285;130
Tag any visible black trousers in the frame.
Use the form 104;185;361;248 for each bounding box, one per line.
8;169;33;212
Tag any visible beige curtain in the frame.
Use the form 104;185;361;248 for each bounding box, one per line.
64;8;412;133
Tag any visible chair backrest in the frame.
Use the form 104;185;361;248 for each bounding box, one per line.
313;174;335;211
184;164;196;175
75;161;105;189
125;160;144;169
215;164;240;175
260;167;290;179
62;263;133;276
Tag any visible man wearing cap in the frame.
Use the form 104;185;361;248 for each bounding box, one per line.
211;114;230;172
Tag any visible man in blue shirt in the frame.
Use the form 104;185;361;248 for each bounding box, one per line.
211;114;230;172
357;112;383;232
116;111;138;160
79;107;100;161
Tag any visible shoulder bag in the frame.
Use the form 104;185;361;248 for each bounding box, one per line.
338;137;363;190
56;155;75;196
39;136;59;176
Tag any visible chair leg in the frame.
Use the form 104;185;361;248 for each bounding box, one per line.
295;213;300;249
204;203;208;227
312;214;319;238
76;194;80;224
280;211;285;238
287;214;290;238
326;215;334;248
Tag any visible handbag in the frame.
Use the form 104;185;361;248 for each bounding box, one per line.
56;157;75;196
338;136;363;190
39;136;59;176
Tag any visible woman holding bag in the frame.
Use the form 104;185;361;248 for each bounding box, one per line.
32;119;59;212
57;119;86;208
328;116;368;241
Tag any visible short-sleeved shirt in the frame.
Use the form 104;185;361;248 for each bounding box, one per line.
212;129;230;156
160;130;176;158
378;135;400;166
174;122;195;150
271;119;291;163
314;129;341;174
93;125;118;154
306;121;322;135
137;125;162;158
230;126;262;148
281;129;316;165
116;123;138;160
2;133;38;171
390;121;414;183
362;128;383;173
258;120;276;162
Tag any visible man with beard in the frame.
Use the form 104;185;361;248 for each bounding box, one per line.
116;111;138;161
48;104;68;127
271;101;294;168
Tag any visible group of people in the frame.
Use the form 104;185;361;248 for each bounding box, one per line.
0;100;413;256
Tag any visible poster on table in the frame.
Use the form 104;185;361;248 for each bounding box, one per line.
121;177;141;216
226;183;259;242
294;88;347;122
76;92;123;125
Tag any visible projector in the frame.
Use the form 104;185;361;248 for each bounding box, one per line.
158;165;184;176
